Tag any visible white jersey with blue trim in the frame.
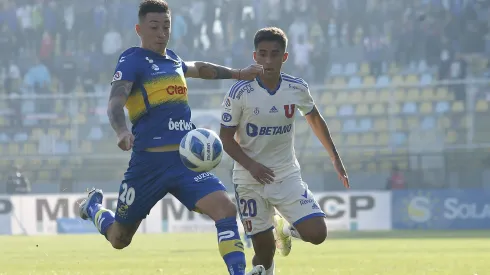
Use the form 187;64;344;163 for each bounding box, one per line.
221;73;315;184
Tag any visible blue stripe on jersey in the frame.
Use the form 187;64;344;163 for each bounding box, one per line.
282;74;308;89
228;80;252;99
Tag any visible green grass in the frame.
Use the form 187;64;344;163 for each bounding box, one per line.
0;231;489;275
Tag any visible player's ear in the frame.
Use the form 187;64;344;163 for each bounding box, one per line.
253;51;257;63
135;24;141;37
282;52;289;63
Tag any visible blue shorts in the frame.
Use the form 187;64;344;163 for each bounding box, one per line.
115;150;226;224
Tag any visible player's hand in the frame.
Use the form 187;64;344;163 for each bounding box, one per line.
117;130;134;151
238;64;264;80
247;161;275;184
332;157;349;189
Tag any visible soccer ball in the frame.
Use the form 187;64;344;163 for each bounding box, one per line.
179;128;223;172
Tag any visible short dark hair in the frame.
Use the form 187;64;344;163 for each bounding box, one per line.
138;0;170;21
253;27;288;51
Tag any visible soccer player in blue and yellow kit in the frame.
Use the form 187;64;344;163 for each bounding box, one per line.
78;1;266;274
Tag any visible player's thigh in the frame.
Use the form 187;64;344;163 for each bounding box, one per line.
170;170;233;220
235;184;275;237
267;175;326;231
115;151;170;225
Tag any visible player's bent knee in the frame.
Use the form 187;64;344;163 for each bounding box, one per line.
106;222;137;250
197;191;237;221
307;229;327;245
296;217;328;245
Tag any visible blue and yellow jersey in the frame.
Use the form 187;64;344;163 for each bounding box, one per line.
111;47;194;151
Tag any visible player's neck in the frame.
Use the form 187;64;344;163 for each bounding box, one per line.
258;74;281;91
141;44;166;56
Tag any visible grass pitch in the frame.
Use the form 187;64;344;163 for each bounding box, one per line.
0;231;488;275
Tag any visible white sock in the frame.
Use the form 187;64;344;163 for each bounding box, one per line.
283;225;302;240
265;261;275;275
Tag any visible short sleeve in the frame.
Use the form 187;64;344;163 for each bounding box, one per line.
297;86;315;116
221;82;245;127
111;54;138;84
181;60;188;74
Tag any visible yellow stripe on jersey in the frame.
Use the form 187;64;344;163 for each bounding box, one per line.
125;73;188;122
218;239;244;258
145;74;188;107
125;88;146;122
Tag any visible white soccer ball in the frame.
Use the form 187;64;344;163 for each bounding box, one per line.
179;128;223;172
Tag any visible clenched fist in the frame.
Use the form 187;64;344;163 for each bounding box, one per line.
238;64;264;80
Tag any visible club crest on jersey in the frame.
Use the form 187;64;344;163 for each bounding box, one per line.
254;107;260;115
284;104;295;118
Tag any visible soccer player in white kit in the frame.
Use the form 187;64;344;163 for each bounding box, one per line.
220;27;350;275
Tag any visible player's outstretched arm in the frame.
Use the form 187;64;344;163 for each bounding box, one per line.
220;126;274;184
305;106;350;188
108;80;134;151
184;62;263;80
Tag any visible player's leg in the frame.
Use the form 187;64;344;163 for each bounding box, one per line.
235;184;277;275
79;188;141;249
79;151;169;249
171;170;264;275
271;175;327;252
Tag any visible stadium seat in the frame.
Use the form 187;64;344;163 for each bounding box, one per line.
328;119;341;132
437;116;451;129
476;100;488;112
406;117;419;128
332;77;346;86
363;76;376;86
80;140;93;153
355;104;369;116
452;101;464;112
421;88;435;100
419;102;433;114
391;75;404;85
323;105;337;117
435;87;449;100
394;118;403;130
22;143;37;155
338;105;354;116
345;134;359;146
405;74;418;84
359;118;372;131
348;76;362;88
406;88;420;102
366;162;377;171
364;90;377;103
360;63;370;75
445;130;457;144
361;133;375;146
392;132;407;146
343;119;357;132
388;102;401;115
376;75;390;87
344;62;358;75
420;73;433;85
394;89;406;102
47;128;61;139
14;132;28;142
374;118;388;131
417;60;428;73
335;92;348;103
402;102;417;114
378;89;390;102
63;129;72;141
371;103;386;115
329;63;343;76
351;90;363;103
8;144;19;155
421;116;436;130
320;92;334;104
376;133;389;146
435;101;450;113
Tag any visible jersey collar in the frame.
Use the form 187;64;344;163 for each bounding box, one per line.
256;74;282;95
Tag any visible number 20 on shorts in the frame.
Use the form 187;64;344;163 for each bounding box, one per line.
239;199;257;217
119;183;136;206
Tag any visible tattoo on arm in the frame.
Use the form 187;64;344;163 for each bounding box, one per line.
195;62;234;79
107;80;132;135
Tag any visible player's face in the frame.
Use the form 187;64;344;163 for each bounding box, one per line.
136;12;171;53
253;41;288;78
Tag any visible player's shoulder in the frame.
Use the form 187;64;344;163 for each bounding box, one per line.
227;79;255;100
117;47;142;63
281;72;309;90
165;48;184;62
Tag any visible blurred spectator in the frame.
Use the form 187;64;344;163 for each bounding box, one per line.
386;165;406;190
6;165;31;194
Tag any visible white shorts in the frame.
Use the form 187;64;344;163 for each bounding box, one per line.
234;174;325;236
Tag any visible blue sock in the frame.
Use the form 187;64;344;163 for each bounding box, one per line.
216;217;246;275
87;203;115;236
